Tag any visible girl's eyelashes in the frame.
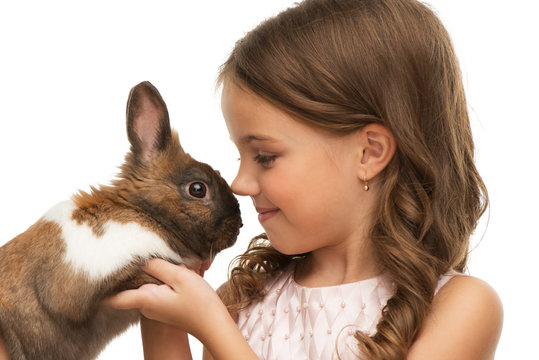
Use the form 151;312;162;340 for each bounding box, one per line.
235;149;278;167
254;154;276;167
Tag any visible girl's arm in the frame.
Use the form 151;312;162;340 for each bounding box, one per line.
140;317;192;360
202;282;240;360
407;275;503;360
104;259;257;360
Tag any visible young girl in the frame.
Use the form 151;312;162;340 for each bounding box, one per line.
0;0;502;359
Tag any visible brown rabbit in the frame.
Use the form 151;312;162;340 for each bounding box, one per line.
0;81;242;360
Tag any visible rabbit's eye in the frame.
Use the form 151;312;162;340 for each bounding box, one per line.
188;182;207;199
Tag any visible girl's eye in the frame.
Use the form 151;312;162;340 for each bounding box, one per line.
254;154;276;167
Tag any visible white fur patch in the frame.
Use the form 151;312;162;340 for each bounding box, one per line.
42;200;184;280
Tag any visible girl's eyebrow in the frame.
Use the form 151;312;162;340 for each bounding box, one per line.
238;135;276;144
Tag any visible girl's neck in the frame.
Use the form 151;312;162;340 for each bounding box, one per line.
293;240;380;288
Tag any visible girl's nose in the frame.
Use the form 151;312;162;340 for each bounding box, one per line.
231;164;260;197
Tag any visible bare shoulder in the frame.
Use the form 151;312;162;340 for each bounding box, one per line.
408;275;503;360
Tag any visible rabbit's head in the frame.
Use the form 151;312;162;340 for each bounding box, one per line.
118;81;241;268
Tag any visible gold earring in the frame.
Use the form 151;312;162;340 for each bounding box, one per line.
363;174;369;191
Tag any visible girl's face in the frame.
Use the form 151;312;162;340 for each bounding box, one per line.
221;81;371;256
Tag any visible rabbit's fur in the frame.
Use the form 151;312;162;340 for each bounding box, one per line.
0;81;242;360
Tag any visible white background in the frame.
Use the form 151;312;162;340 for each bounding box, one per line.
0;1;537;359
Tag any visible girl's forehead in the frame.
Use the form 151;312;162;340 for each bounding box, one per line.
221;79;346;148
221;80;268;113
222;82;295;138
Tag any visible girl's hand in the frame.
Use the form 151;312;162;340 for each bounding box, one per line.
103;258;226;339
103;259;258;360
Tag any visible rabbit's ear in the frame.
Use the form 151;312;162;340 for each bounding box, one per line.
126;81;173;162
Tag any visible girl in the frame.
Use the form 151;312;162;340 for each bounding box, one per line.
0;0;502;359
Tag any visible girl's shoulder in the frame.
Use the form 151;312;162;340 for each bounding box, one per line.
432;274;503;325
408;274;503;359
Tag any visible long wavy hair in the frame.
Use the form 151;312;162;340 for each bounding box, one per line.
217;0;488;358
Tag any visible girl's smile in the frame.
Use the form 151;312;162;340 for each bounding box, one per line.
255;207;280;223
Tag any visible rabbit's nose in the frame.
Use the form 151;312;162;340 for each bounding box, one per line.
237;223;243;235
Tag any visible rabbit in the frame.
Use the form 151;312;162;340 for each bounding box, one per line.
0;81;242;360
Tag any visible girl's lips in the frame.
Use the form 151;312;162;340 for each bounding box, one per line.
257;207;280;223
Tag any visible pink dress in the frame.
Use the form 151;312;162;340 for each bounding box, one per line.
237;263;457;360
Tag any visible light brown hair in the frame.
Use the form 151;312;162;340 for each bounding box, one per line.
218;0;488;358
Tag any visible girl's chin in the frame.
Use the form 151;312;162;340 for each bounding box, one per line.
266;236;309;256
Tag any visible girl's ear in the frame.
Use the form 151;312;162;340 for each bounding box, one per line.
126;81;173;162
358;123;396;181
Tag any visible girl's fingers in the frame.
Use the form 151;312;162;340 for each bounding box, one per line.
102;259;225;336
102;288;142;310
102;283;163;310
143;258;188;287
102;259;192;312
